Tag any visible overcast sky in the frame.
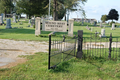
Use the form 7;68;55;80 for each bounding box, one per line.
69;0;120;22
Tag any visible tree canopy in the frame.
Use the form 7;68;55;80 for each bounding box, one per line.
101;15;108;22
0;0;14;16
51;0;87;20
16;0;49;18
107;9;119;21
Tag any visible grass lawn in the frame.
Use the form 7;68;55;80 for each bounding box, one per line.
0;19;120;41
0;52;120;80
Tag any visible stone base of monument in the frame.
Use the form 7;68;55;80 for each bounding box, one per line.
35;31;41;36
68;34;73;37
99;35;106;38
6;26;12;29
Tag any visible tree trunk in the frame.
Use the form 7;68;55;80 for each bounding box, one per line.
53;0;58;21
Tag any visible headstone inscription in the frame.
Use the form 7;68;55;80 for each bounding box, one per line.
42;21;67;32
68;19;74;36
111;23;115;30
35;17;41;36
99;29;106;38
6;19;12;29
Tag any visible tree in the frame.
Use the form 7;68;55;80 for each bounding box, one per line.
107;9;119;21
16;0;49;19
0;0;14;16
101;15;108;23
51;0;87;21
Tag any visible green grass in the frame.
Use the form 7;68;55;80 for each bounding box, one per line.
0;52;120;80
0;19;120;41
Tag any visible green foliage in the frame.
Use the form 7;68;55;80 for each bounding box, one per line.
0;0;14;14
107;9;119;21
16;0;49;18
110;21;115;26
101;15;108;22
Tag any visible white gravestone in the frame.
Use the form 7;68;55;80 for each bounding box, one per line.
68;19;74;37
13;13;16;23
6;19;12;29
0;16;3;24
111;23;115;30
42;21;67;32
99;29;106;38
35;17;41;36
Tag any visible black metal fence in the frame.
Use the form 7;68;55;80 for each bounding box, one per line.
48;35;77;69
78;31;120;59
48;30;120;69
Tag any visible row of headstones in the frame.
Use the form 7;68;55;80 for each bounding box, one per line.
100;22;115;30
35;17;74;36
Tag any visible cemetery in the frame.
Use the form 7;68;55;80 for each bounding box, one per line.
0;0;120;80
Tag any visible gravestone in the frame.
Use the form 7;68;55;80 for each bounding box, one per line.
100;22;102;27
94;21;97;26
6;19;12;29
111;23;115;30
35;17;41;36
31;18;35;27
68;19;74;37
0;16;4;24
13;13;16;23
91;27;93;32
82;21;84;25
99;29;106;38
29;19;31;24
18;15;20;22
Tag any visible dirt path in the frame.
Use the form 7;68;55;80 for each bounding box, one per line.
0;39;48;68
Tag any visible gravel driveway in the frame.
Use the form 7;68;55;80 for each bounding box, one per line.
0;39;48;68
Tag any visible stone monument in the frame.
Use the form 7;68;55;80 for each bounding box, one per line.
99;29;106;38
13;13;16;23
0;16;4;24
68;19;74;37
31;17;35;27
18;15;20;22
6;19;12;29
111;23;115;30
100;22;102;27
35;17;41;36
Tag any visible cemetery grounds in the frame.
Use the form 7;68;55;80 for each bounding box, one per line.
0;19;120;79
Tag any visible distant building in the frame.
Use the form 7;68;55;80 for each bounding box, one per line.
72;18;97;23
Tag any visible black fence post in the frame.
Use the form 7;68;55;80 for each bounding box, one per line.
77;30;83;58
48;35;51;69
108;33;112;59
63;35;65;42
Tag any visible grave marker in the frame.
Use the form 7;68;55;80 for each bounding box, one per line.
111;23;115;30
6;19;12;29
13;13;16;23
68;19;74;36
99;29;106;38
35;17;41;36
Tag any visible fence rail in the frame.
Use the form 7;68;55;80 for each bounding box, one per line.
48;35;77;69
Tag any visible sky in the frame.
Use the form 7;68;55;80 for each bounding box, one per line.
69;0;120;22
